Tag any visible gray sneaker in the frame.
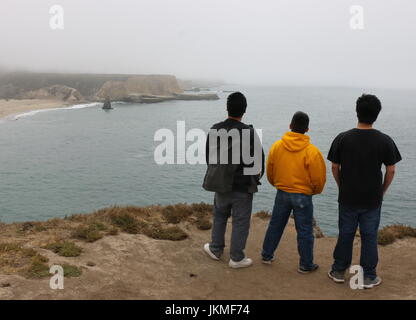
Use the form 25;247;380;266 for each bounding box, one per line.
328;270;345;283
298;264;319;274
363;276;382;289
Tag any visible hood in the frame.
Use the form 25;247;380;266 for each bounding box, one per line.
281;131;310;152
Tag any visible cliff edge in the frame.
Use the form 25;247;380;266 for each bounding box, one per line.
0;203;415;300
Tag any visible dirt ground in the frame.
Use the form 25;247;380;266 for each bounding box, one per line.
0;217;415;300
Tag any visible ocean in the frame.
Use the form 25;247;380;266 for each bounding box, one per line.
0;85;415;235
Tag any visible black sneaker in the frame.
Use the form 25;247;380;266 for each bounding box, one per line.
298;264;319;274
328;270;345;283
363;276;382;289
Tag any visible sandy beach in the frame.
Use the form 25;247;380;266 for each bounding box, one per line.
0;99;69;119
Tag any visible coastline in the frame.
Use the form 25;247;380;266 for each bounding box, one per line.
0;73;220;120
0;99;72;120
0;93;219;121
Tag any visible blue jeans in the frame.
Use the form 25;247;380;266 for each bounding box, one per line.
332;204;381;280
262;190;315;269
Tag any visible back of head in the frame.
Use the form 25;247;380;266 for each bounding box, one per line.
290;111;309;134
227;92;247;118
356;94;382;124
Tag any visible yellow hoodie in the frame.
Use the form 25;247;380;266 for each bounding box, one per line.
267;131;326;195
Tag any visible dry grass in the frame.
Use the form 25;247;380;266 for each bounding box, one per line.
378;224;416;246
195;218;212;230
190;202;213;213
2;202;415;282
0;243;51;278
24;255;50;279
106;227;119;236
110;213;141;234
0;243;41;275
104;203;213;240
254;211;271;220
161;204;194;224
312;218;325;238
15;221;47;234
143;225;188;241
72;225;104;243
0;203;213;279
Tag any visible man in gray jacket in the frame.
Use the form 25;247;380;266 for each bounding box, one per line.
203;92;264;268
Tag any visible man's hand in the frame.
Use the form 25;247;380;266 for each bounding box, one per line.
383;165;396;196
331;162;341;188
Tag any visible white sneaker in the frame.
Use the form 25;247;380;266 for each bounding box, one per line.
203;243;220;261
262;256;276;265
229;257;253;269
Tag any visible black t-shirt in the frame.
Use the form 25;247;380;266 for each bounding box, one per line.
327;128;402;208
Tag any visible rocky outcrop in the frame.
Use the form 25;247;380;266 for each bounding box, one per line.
118;93;220;104
21;85;83;102
102;97;113;110
178;79;225;91
173;93;219;101
95;75;183;100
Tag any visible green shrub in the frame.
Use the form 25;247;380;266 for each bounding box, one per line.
62;264;82;277
145;225;188;241
24;255;50;279
110;213;140;234
44;241;83;257
72;225;103;242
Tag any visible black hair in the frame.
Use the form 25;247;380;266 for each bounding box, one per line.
356;94;382;124
227;92;247;118
290;111;309;134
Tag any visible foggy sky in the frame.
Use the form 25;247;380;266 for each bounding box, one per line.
1;0;415;89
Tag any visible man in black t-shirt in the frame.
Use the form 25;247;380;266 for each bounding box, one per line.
327;94;401;289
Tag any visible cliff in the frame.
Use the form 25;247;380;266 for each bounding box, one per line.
20;85;83;103
0;72;220;103
95;75;183;100
0;72;183;101
0;72;130;99
0;203;415;300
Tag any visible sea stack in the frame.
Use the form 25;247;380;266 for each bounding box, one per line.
102;97;112;110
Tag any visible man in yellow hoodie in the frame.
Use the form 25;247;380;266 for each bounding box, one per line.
261;111;326;273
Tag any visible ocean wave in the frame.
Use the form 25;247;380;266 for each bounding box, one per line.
10;102;101;120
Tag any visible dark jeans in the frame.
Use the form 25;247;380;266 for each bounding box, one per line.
262;190;315;268
209;191;253;262
332;204;381;280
